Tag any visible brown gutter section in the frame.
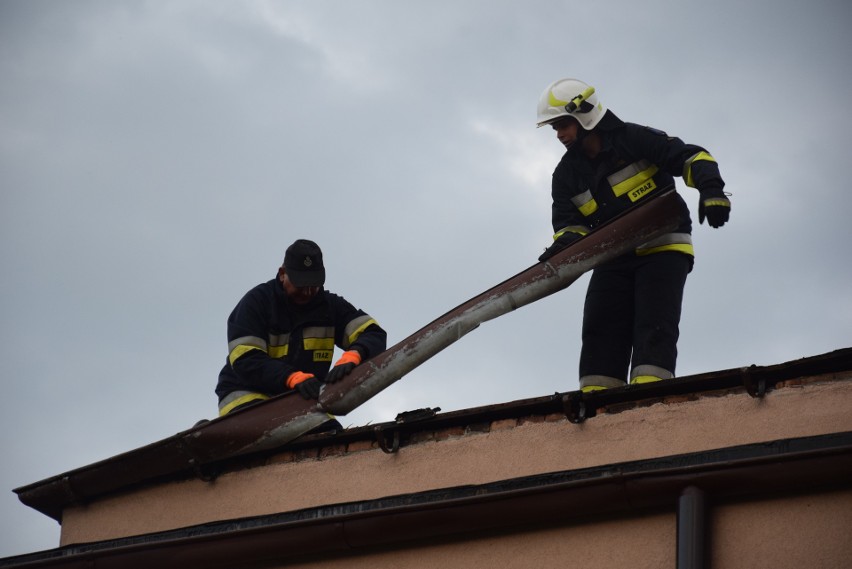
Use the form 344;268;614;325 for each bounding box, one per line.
12;189;685;522
13;348;852;523
319;187;683;415
3;432;851;569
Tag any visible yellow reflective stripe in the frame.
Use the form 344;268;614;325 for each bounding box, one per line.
636;243;695;256
610;161;659;198
637;233;693;256
578;198;598;216
683;151;716;187
219;392;270;416
630;375;664;385
345;317;378;347
304;338;335;351
554;226;589;239
229;344;265;366
570;191;598;216
703;198;730;208
268;344;289;358
608;159;654;186
302;326;334;351
267;332;290;359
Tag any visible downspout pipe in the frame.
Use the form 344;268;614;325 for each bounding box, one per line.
677;485;708;569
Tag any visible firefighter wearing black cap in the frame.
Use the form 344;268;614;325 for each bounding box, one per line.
216;239;387;419
536;78;730;393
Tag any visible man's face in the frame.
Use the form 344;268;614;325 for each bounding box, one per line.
278;268;320;304
551;116;581;149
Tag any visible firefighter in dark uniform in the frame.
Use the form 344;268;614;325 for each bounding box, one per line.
216;239;387;423
535;78;730;392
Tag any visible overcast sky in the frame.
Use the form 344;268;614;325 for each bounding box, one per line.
2;0;850;558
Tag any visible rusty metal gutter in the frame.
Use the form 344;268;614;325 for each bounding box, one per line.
318;187;683;416
13;189;685;521
3;432;851;569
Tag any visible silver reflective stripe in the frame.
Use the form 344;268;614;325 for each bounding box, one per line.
607;159;653;187
580;375;626;389
218;390;270;415
302;326;334;339
342;315;376;348
570;190;595;210
228;335;267;352
269;333;290;347
631;365;674;380
344;315;373;338
637;232;692;249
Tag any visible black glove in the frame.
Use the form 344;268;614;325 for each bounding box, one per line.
698;189;731;228
296;377;322;400
325;349;362;383
538;232;581;262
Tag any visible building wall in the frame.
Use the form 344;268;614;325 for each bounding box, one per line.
59;376;852;547
247;490;852;569
711;489;852;569
280;512;677;569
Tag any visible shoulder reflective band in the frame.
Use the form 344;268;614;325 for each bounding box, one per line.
683;151;717;188
228;336;268;366
343;316;379;348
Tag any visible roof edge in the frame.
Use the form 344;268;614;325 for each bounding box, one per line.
3;431;851;568
14;347;852;522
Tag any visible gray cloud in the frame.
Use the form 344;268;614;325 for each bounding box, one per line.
2;0;850;557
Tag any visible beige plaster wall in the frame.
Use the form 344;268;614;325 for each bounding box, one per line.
280;512;676;569
712;489;852;569
235;490;852;569
60;377;852;545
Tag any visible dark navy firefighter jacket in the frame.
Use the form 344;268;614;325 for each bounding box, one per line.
550;116;725;256
216;277;387;401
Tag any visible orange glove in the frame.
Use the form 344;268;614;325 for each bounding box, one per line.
325;350;362;383
286;371;315;389
286;371;321;399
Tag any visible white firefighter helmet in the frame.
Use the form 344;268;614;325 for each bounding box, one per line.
536;78;606;130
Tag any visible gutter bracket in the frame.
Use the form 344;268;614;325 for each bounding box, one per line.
563;392;587;424
374;425;400;454
741;366;766;398
176;436;220;482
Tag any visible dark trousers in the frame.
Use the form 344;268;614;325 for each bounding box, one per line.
579;252;692;383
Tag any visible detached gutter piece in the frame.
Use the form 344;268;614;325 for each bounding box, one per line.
320;188;683;417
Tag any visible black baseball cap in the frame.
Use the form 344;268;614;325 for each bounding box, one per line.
283;239;325;287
